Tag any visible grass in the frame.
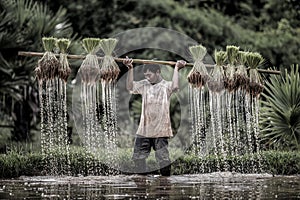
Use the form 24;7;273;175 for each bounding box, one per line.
0;146;299;178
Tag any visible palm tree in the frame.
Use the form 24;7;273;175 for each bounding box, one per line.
260;65;300;150
0;0;74;142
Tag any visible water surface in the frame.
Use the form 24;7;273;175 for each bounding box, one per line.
0;172;299;199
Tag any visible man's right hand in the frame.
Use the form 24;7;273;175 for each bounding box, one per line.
175;60;186;71
123;56;133;70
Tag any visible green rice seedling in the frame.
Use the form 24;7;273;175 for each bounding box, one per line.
57;38;71;81
245;52;264;97
207;50;226;93
78;38;101;84
224;45;239;92
234;51;250;91
98;38;120;83
35;37;61;82
187;44;209;89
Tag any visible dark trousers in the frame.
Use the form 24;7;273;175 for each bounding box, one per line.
132;136;171;176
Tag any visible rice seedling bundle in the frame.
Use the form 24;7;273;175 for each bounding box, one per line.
224;45;239;92
245;52;264;97
187;45;209;89
98;38;120;83
234;51;250;91
207;50;226;93
78;38;101;84
57;38;71;82
35;37;61;82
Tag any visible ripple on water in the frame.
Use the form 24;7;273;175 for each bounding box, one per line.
1;173;299;199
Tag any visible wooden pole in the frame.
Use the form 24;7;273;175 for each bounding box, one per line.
18;51;281;74
18;51;196;66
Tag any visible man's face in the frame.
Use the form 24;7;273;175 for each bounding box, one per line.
144;69;159;83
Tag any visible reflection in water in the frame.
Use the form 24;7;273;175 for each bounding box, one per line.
132;176;171;199
0;173;299;199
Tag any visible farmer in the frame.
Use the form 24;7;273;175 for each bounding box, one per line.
123;56;186;176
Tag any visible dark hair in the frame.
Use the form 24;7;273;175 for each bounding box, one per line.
143;64;161;73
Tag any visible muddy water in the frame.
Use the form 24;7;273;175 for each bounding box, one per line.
0;172;299;199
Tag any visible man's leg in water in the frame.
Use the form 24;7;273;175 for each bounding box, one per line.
154;137;171;176
132;136;151;174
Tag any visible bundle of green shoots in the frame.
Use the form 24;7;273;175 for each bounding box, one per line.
233;51;250;91
98;38;120;83
245;52;265;97
57;38;71;82
224;45;239;92
187;44;209;88
207;50;226;93
78;38;101;84
35;37;61;82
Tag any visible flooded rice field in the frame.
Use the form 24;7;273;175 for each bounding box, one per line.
0;172;299;199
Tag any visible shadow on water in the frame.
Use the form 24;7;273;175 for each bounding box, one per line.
0;172;299;199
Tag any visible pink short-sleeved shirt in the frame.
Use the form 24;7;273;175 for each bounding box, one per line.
130;79;175;138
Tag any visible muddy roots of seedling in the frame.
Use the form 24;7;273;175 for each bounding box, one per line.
248;82;264;97
207;80;225;93
99;55;120;83
188;71;210;89
78;65;100;84
78;55;100;84
58;55;71;82
207;62;225;93
58;66;71;82
233;74;250;91
100;68;120;83
224;77;238;93
35;52;61;82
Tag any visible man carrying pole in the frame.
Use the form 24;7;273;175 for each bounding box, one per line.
123;57;186;176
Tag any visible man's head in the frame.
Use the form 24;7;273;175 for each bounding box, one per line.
143;64;162;84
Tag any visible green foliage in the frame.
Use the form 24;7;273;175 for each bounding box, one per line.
262;151;300;175
0;151;44;178
260;65;300;150
173;151;300;175
252;19;300;68
42;0;298;69
0;147;299;178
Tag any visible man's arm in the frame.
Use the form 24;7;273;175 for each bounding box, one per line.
172;60;186;91
123;57;134;91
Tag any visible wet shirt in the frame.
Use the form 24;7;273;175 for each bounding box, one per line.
130;79;175;138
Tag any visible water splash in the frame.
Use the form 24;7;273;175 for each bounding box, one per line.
189;84;262;173
101;82;119;175
189;86;207;157
39;77;70;175
209;91;226;171
80;82;101;175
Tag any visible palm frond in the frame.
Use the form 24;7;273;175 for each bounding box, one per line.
260;64;300;150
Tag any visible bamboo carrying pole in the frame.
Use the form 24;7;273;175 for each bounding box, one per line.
18;51;281;75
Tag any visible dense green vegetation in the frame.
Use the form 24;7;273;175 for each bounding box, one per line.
0;0;299;166
0;148;299;178
39;0;300;67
